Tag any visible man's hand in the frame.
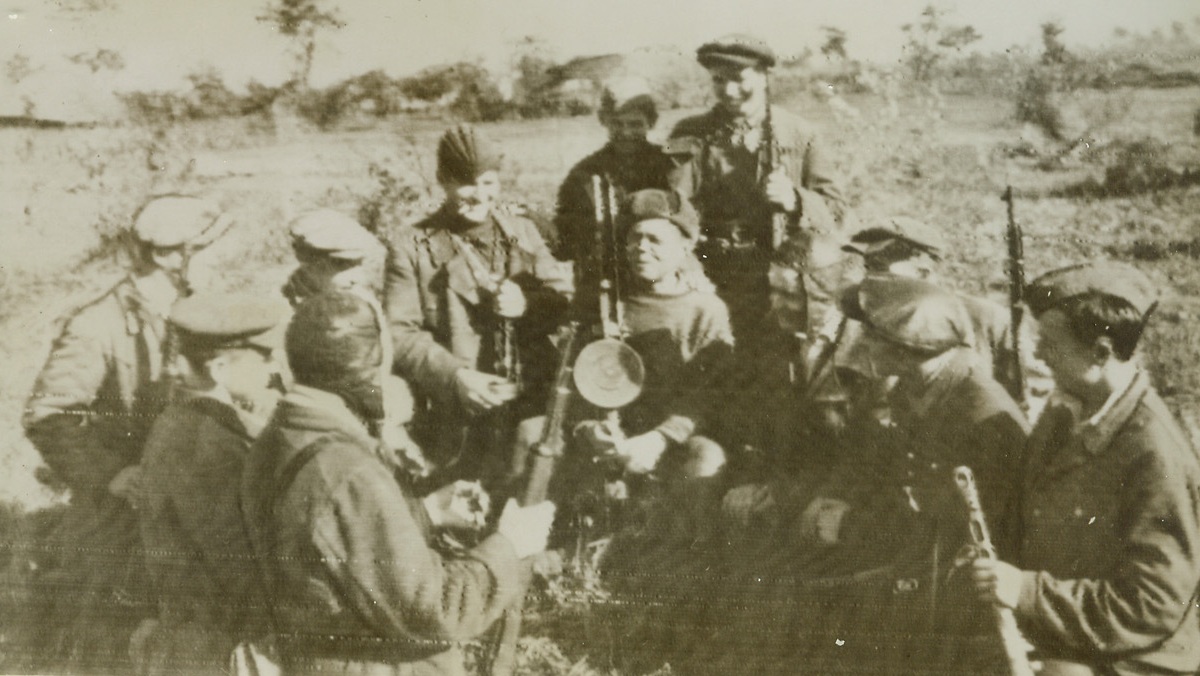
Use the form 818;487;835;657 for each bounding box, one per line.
497;499;556;559
799;497;851;545
492;279;527;319
424;480;489;530
764;169;797;213
574;419;622;457
722;483;776;526
108;465;143;504
615;431;669;474
971;557;1024;609
454;369;519;414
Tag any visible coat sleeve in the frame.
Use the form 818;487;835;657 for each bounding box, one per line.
553;164;594;263
23;307;127;494
384;235;469;402
1015;442;1200;655
311;461;525;644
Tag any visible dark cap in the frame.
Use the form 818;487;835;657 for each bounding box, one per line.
625;189;700;240
289;209;381;262
843;217;946;259
132;195;229;249
697;34;777;70
1026;261;1158;318
841;274;974;354
436;124;502;185
170;293;289;353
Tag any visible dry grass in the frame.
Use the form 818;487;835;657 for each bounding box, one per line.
2;84;1200;673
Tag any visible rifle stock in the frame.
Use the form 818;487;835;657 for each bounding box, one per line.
486;322;580;676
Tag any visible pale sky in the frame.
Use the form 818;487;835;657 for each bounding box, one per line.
3;0;1198;92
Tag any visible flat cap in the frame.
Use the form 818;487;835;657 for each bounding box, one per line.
171;293;289;353
625;189;700;240
436;124;502;185
843;217;946;259
1026;261;1158;318
599;75;658;123
697;34;777;70
133;196;229;249
289;209;381;262
841;274;974;354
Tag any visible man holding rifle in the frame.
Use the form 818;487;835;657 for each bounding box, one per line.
668;34;849;467
973;262;1200;676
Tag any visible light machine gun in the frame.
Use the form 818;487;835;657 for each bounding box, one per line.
486;321;581;676
953;466;1036;676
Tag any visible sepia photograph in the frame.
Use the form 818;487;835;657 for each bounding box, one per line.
3;1;1200;674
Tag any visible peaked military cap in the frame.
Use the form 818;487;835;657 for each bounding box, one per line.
841;274;974;354
171;293;289;353
1026;261;1158;318
697;34;777;70
844;216;946;259
436;124;503;184
626;189;700;240
289;209;381;262
133;195;229;249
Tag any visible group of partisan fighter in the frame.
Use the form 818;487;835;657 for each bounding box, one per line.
21;33;1200;676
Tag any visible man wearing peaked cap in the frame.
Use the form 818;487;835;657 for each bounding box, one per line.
21;195;230;674
554;75;676;270
385;124;571;490
839;215;1049;408
136;294;287;675
801;273;1028;673
669;33;845;344
284;209;384;306
974;261;1200;676
667;34;848;492
284;209;428;476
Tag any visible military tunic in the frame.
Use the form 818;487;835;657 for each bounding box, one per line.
22;276;173;673
137;395;268;675
668;106;846;340
241;386;526;676
383;207;571;482
1007;371;1200;675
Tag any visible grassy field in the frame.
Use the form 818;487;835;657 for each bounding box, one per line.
2;84;1200;673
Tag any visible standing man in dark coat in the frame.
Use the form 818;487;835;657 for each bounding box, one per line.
384;125;571;490
242;291;555;676
973;262;1200;676
136;293;287;675
667;34;849;464
22;196;228;674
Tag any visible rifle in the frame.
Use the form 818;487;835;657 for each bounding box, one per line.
952;466;1036;676
486;322;581;676
1001;186;1026;404
591;174;624;341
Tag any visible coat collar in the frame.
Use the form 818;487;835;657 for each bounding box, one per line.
1075;368;1148;456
